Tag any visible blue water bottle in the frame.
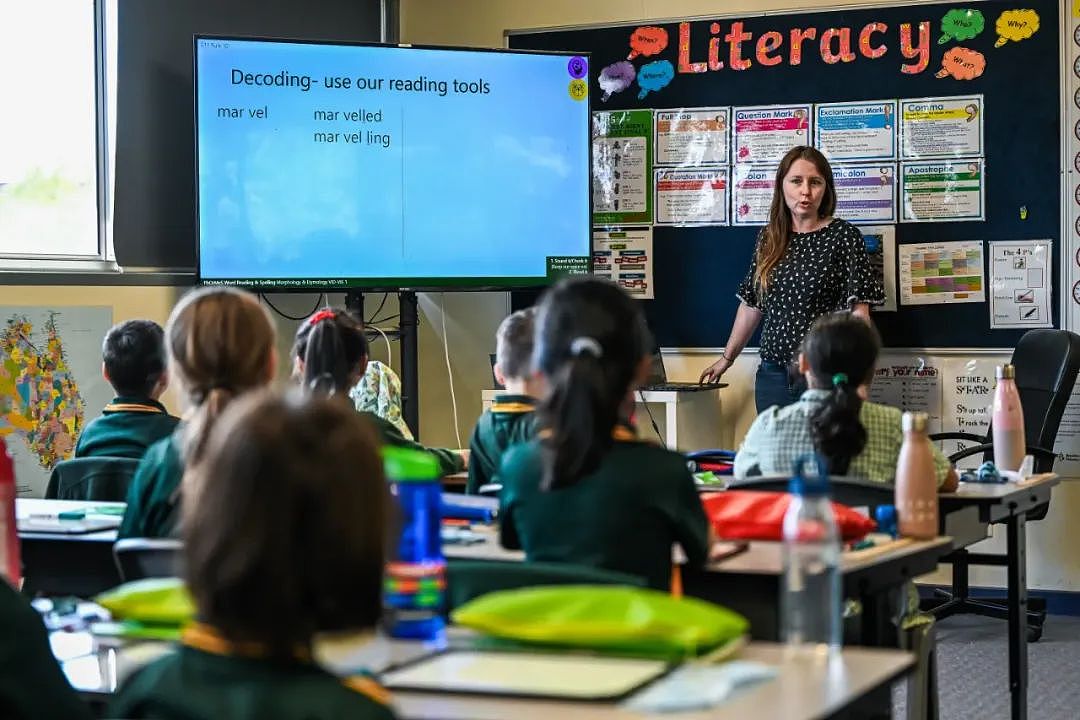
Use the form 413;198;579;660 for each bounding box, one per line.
383;446;446;640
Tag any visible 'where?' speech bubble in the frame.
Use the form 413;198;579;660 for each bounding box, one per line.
627;26;669;60
598;61;636;101
935;46;986;80
939;8;985;43
994;9;1040;47
636;60;675;99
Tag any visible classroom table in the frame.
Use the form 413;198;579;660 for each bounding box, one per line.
16;499;125;597
56;628;914;719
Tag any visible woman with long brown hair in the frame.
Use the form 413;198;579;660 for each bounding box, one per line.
700;146;883;412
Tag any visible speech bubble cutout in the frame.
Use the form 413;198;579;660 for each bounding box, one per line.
598;61;636;101
994;9;1040;47
935;46;986;80
636;60;675;99
627;26;669;60
939;8;985;43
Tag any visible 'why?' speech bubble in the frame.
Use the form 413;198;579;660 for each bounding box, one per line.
627;26;669;60
994;9;1040;47
939;8;985;43
598;61;636;101
636;60;674;99
935;46;986;80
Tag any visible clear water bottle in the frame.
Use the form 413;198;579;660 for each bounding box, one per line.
383;446;446;641
781;455;841;659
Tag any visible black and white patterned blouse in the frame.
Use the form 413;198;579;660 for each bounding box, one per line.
736;218;885;364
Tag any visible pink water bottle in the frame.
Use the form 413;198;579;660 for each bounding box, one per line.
0;438;20;587
992;364;1026;473
895;412;938;540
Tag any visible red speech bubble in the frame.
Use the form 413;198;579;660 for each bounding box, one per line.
935;46;986;80
627;26;669;60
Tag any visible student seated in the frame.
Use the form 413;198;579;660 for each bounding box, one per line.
292;308;467;475
734;312;959;490
0;580;93;720
118;288;277;539
109;392;396;720
496;278;710;591
467;307;540;494
75;319;179;459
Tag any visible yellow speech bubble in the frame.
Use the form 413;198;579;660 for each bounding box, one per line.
994;9;1040;47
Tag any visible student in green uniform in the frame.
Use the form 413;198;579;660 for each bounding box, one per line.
0;580;93;720
497;278;711;591
118;287;277;539
467;307;541;494
292;308;467;476
110;392;396;720
75;319;179;459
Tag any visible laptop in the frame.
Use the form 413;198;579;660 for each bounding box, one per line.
642;349;726;392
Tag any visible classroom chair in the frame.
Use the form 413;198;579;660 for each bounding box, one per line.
114;538;183;582
445;558;646;612
926;328;1080;641
45;456;140;501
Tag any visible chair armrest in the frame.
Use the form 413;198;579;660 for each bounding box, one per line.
948;443;1058;465
727;476;895;508
928;431;985;443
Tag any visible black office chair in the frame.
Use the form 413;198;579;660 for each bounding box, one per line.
926;329;1080;641
114;538;183;581
726;474;897;509
45;456;140;501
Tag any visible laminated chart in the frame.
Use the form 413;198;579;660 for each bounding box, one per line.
899;241;985;305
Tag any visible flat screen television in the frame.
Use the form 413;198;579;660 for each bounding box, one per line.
194;36;592;289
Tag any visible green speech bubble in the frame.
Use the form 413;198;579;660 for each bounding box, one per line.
939;8;986;44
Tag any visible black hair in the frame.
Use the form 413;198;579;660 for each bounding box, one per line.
101;319;167;398
534;277;651;490
292;309;369;396
802;312;882;474
495;307;537;380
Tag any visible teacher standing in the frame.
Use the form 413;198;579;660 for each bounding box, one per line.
700;146;884;412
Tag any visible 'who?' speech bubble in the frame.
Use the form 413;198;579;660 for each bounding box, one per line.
939;8;985;44
598;61;636;101
935;46;986;80
994;9;1040;47
636;60;675;99
627;26;669;60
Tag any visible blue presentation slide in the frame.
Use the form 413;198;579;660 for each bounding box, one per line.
195;39;591;287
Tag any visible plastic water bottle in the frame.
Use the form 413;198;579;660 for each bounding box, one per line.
992;364;1026;473
0;438;20;587
781;455;841;659
383;446;446;641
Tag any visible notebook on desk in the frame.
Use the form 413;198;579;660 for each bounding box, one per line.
642;349;725;392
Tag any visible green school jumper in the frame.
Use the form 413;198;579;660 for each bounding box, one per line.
109;624;396;720
360;411;465;477
118;430;185;539
467;394;536;494
498;425;710;590
75;397;180;460
0;582;93;720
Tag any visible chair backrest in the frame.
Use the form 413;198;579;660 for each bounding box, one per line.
45;456;140;501
114;538;184;582
445;558;646;612
1007;330;1080;472
726;475;895;510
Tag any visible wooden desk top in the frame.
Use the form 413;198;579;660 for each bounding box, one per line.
939;472;1059;503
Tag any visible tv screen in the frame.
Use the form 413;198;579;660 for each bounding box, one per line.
194;37;592;289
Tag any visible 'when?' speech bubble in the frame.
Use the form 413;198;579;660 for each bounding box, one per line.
939;8;986;44
627;26;669;60
636;60;674;99
935;46;986;80
994;9;1040;47
598;61;636;101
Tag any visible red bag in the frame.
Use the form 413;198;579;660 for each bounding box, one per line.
700;491;876;542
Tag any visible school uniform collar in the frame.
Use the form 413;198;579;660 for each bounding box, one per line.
491;394;537;413
537;420;639;442
103;396;169;414
798;389;832;404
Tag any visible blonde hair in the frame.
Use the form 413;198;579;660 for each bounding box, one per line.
166;287;276;465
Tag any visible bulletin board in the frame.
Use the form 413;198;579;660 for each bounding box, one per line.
509;0;1063;349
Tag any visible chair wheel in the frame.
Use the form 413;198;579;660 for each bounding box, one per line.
1027;626;1043;643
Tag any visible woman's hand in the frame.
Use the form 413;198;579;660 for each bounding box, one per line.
699;356;733;383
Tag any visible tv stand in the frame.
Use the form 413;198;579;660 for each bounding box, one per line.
345;290;420;440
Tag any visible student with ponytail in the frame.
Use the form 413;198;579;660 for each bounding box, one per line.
496;277;710;590
734;312;958;490
291;308;466;476
118;287;278;539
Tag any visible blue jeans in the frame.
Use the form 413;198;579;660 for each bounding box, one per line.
755;361;806;413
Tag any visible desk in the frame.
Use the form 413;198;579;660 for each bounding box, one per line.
58;629;913;719
17;499;124;597
481;388;725;451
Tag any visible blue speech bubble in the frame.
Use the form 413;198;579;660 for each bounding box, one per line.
636;59;674;99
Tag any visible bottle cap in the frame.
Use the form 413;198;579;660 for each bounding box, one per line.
902;411;929;433
997;364;1015;379
382;446;440;482
789;453;830;496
